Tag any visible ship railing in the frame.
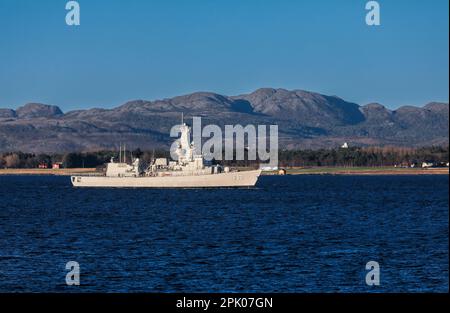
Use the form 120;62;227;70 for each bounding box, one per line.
70;173;104;177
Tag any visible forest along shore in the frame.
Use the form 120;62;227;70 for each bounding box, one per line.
0;167;448;176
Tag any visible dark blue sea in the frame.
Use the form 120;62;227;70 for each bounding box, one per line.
0;175;448;292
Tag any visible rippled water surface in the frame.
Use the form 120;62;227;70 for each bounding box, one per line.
0;175;448;292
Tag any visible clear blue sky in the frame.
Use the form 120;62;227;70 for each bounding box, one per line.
0;0;448;111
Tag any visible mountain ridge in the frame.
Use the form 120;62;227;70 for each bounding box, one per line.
0;88;448;153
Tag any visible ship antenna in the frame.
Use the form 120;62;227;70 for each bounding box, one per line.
181;112;184;125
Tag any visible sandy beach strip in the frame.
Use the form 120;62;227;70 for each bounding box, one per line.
0;168;100;176
282;167;449;175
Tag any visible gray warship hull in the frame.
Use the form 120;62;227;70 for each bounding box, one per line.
71;169;261;188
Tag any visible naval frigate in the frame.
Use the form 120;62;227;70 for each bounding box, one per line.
71;121;261;188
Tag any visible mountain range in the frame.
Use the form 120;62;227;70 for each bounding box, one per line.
0;88;448;153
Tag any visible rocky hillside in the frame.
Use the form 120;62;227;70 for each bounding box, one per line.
0;88;448;153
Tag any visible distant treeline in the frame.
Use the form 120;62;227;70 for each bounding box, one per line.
277;146;449;167
0;149;169;169
0;146;448;169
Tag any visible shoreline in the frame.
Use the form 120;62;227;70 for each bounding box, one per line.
278;167;449;176
0;167;448;176
0;168;101;176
